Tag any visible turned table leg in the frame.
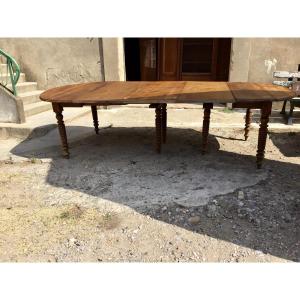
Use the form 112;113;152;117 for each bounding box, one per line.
161;103;167;144
155;105;162;153
91;105;99;134
244;108;252;141
202;103;213;154
280;100;287;115
52;103;70;158
256;102;272;169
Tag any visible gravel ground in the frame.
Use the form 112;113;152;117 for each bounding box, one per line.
0;112;300;262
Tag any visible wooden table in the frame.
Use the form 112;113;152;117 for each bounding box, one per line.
40;81;295;168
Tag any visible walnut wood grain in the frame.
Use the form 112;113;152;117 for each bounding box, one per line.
257;102;272;168
161;104;167;143
43;81;295;166
244;108;252;141
155;105;162;153
40;81;295;105
228;82;295;102
91;105;99;134
202;103;213;154
52;103;69;158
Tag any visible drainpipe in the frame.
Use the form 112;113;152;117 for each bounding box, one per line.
98;38;105;81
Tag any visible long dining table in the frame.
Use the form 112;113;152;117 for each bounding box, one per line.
40;81;295;168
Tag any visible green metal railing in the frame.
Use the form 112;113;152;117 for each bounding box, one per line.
0;49;20;96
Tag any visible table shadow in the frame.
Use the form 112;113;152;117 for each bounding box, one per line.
11;125;300;262
268;132;300;157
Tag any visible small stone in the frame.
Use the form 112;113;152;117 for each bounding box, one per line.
238;201;244;207
206;204;218;218
162;206;167;211
69;238;80;246
238;191;244;200
284;213;292;223
254;218;261;225
188;216;201;225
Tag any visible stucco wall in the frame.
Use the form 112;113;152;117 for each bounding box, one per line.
230;38;300;82
0;38;103;89
102;38;126;81
1;38;299;88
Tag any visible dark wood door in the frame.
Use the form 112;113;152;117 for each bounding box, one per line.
181;38;219;81
157;38;231;81
139;38;157;81
157;38;182;80
124;38;231;82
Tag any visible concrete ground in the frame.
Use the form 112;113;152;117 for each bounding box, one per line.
0;106;299;262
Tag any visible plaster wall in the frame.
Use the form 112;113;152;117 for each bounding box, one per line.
230;38;300;82
0;38;103;89
102;38;126;81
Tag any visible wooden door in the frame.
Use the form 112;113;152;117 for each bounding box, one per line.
139;38;157;81
157;38;182;80
124;38;231;81
181;38;219;81
157;38;231;81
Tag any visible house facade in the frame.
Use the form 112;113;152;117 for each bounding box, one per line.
1;37;300;88
0;37;300;123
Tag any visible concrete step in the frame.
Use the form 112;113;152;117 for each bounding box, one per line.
24;101;52;117
7;82;37;94
0;106;92;140
0;73;26;83
19;90;44;105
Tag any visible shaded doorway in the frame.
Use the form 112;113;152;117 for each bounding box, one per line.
124;38;232;81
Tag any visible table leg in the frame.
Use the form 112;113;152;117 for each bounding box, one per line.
161;103;167;144
256;102;272;168
155;105;162;153
280;100;287;115
91;105;99;134
244;108;252;141
202;103;213;154
52;103;70;158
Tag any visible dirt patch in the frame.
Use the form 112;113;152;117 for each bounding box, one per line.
0;124;299;262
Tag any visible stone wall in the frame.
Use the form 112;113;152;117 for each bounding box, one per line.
0;38;103;89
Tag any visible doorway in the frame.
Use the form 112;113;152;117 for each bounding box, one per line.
124;38;232;81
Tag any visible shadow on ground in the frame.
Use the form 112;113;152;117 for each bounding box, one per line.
11;126;300;261
252;110;300;125
269;132;300;157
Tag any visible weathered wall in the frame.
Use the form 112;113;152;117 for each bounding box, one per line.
0;85;25;123
230;38;300;82
102;38;126;81
1;38;299;88
0;38;103;89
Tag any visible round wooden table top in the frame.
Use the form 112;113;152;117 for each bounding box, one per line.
40;81;295;105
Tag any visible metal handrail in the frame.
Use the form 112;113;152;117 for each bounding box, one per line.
0;48;20;96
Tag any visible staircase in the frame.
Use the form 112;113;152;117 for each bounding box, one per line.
0;63;51;119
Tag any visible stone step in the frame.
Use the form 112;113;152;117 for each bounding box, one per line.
0;106;92;140
19;90;44;105
7;82;38;94
0;73;26;83
24;101;52;117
